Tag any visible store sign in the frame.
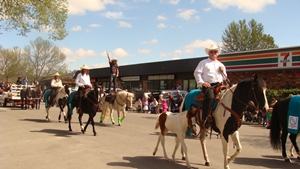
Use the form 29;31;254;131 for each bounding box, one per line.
122;76;140;81
148;74;174;80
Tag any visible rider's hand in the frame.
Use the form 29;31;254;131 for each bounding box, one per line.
81;85;85;88
219;66;224;72
202;82;211;88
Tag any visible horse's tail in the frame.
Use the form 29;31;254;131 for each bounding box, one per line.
270;102;281;150
179;94;186;113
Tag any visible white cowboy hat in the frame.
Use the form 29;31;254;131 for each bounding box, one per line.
80;64;89;70
53;72;60;76
111;58;118;62
205;44;221;55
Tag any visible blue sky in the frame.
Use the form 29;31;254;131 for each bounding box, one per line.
2;0;300;71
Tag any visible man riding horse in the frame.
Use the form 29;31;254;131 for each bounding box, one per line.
49;72;63;106
75;64;92;112
193;44;228;128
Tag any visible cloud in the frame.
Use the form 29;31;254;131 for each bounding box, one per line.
138;49;151;54
90;24;101;27
185;39;217;49
68;0;118;15
119;21;132;28
172;57;180;60
157;15;167;21
208;0;276;13
157;23;167;28
113;48;131;57
140;39;158;44
61;47;98;60
160;0;180;5
71;25;82;31
133;0;150;2
203;7;211;12
160;49;182;57
102;11;123;19
177;9;198;20
90;62;109;69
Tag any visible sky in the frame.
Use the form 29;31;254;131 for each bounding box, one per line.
2;0;300;71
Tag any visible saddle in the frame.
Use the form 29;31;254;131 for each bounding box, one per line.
105;91;117;104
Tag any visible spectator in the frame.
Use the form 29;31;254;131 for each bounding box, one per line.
32;79;39;86
157;94;164;114
143;99;149;114
175;90;183;108
16;77;22;85
175;82;182;90
136;99;142;113
168;92;175;112
22;76;29;85
283;81;292;89
269;96;278;108
162;99;168;113
150;98;158;114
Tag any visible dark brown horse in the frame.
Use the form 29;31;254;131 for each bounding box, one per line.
20;87;33;109
32;85;43;110
67;84;101;136
270;95;300;162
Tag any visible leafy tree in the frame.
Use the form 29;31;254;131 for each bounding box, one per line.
0;0;68;40
0;46;30;82
221;19;278;53
23;37;68;81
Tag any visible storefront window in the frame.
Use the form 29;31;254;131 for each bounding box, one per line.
189;79;197;90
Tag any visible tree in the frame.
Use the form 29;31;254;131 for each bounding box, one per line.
23;37;68;81
221;19;278;53
0;46;30;82
0;0;68;40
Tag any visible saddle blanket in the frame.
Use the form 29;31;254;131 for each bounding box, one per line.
287;95;300;134
68;90;77;115
184;89;225;111
44;89;51;108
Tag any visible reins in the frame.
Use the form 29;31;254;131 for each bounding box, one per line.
115;93;129;107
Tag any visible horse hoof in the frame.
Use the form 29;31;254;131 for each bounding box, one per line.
100;120;103;123
297;156;300;160
205;162;211;166
69;129;72;132
94;133;97;136
81;130;85;134
182;157;186;160
118;124;121;126
112;122;115;125
284;158;292;163
58;120;61;122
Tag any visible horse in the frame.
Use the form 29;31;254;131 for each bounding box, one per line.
20;86;33;109
67;85;101;136
180;74;269;169
32;85;43;110
290;133;300;157
152;110;197;168
270;95;300;162
44;85;71;122
100;91;134;126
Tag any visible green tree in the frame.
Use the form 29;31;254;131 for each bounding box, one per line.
221;19;278;53
0;46;30;82
23;37;68;81
0;0;68;40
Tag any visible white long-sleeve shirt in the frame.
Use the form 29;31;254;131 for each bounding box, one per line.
51;79;63;87
75;73;92;87
194;58;227;86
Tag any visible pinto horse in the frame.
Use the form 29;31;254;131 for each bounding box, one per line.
153;110;197;168
270;95;300;162
44;85;71;122
67;85;101;136
20;87;33;109
100;91;134;126
181;74;269;169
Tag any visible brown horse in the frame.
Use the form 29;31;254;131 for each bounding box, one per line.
32;85;43;110
20;87;33;109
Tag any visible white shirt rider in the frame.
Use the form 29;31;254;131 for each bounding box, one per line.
75;73;92;87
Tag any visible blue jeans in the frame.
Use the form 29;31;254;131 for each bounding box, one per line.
108;75;116;93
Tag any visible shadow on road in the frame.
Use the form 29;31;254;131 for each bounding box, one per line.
19;118;51;123
107;156;202;169
234;156;300;169
30;128;80;137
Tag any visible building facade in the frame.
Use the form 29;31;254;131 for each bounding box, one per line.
87;46;300;91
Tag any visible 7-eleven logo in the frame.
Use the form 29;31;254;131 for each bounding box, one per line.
279;52;291;67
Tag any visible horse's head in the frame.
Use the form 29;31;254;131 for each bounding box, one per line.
64;84;71;96
235;74;269;112
118;91;134;108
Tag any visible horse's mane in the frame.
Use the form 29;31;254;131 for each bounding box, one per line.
237;76;266;91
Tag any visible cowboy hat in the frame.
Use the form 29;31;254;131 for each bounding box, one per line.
205;44;221;55
111;58;118;62
80;64;89;70
53;72;60;76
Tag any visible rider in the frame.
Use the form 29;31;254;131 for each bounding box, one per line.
49;72;63;106
106;51;119;93
193;44;227;128
75;64;92;112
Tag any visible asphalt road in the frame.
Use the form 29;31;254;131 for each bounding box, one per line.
0;103;299;169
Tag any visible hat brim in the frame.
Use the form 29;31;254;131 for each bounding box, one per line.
205;47;221;55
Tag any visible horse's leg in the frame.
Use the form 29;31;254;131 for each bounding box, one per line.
45;108;51;121
78;113;84;132
153;133;161;156
178;134;191;168
228;131;242;163
89;114;97;136
171;135;181;162
290;133;300;157
117;110;122;126
220;134;230;169
82;117;91;134
160;133;170;161
67;112;73;132
110;109;115;125
281;130;291;162
289;133;300;159
199;128;211;166
120;109;126;123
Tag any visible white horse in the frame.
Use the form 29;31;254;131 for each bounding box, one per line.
100;91;134;126
152;110;197;168
44;85;71;122
180;75;269;169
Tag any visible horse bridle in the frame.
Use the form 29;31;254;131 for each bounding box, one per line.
84;88;101;109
